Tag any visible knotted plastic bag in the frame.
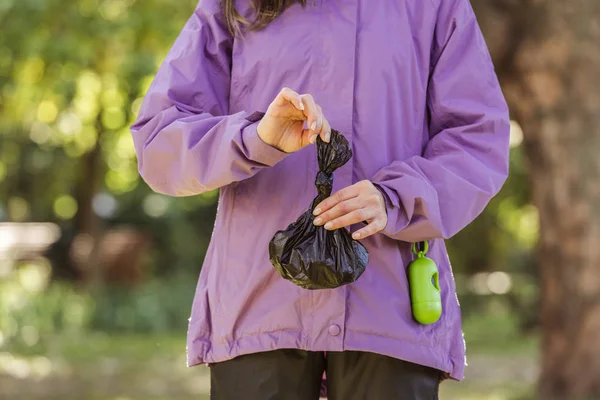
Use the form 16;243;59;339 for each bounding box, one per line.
269;129;369;290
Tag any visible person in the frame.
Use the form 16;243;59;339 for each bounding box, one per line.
130;0;510;398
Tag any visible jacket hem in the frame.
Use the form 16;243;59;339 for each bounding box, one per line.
186;328;465;381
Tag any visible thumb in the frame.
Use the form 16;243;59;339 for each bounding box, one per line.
301;128;317;147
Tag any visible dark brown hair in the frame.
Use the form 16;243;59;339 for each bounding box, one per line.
221;0;306;35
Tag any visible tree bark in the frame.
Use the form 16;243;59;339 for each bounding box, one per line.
72;116;105;290
73;139;102;236
472;1;600;398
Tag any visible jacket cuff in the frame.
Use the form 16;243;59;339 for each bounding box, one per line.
372;182;408;238
242;112;289;166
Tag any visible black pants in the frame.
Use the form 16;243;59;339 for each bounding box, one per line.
210;350;441;400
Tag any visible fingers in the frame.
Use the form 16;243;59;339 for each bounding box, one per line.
275;88;331;143
313;184;361;216
306;114;331;144
352;218;387;240
318;108;332;143
319;208;378;231
313;197;363;226
300;94;323;139
313;181;388;238
276;87;305;112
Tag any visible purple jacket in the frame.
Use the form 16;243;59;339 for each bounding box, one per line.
131;0;509;380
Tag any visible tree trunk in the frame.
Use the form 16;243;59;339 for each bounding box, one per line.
72;117;105;290
472;1;600;398
74;140;101;236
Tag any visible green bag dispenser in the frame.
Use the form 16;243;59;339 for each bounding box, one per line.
408;241;442;325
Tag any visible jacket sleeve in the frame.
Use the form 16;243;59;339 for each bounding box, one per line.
371;0;510;242
130;1;288;197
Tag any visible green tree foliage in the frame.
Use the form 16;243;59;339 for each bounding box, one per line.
1;0;197;209
0;0;221;276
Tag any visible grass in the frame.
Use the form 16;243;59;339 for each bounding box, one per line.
440;311;538;400
0;311;538;400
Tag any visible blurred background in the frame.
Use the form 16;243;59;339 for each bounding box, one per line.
0;1;598;399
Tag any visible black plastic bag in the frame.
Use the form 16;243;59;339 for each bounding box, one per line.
269;129;369;290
